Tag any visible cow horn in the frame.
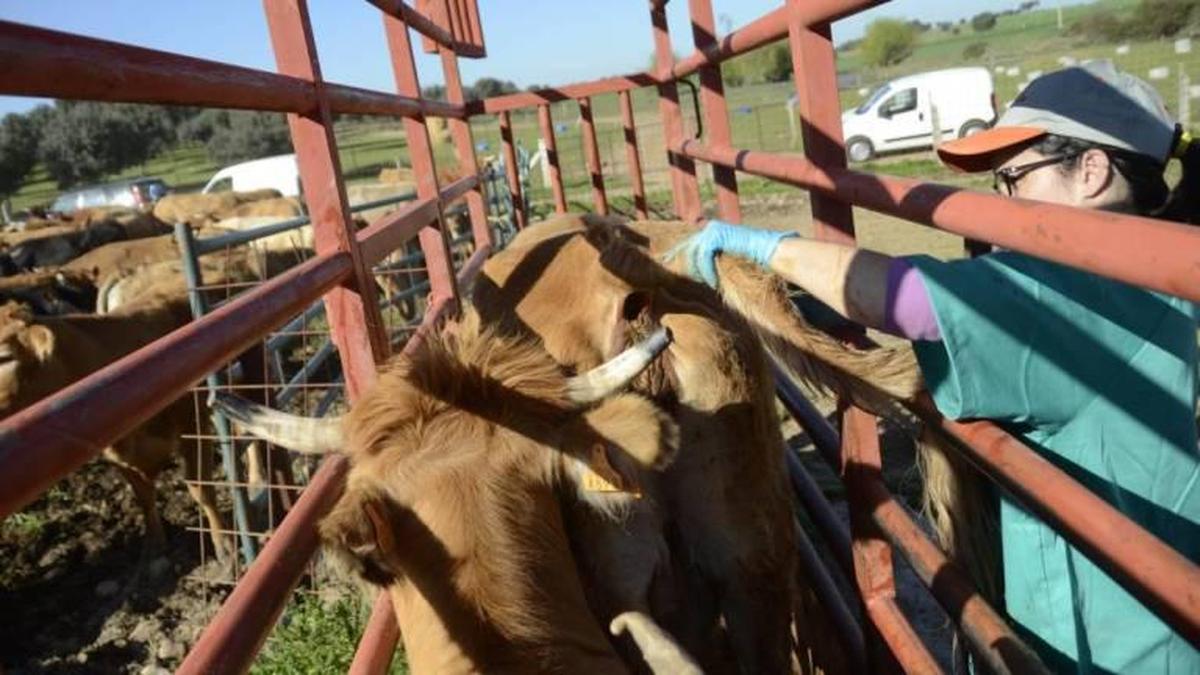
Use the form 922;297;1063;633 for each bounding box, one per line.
566;326;672;404
213;393;343;454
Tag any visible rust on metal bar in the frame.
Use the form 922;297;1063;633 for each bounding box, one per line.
675;140;1200;303
179;455;349;675
688;0;740;221
618;90;649;219
499;111;528;229
468;72;658;115
349;593;400;675
266;0;390;395
384;6;463;315
326;81;466;118
650;1;702;221
367;0;484;57
0;20;315;112
915;398;1200;647
537;104;569;214
438;27;493;250
0;253;351;519
579;97;609;215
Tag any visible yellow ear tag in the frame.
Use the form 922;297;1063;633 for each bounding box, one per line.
582;444;641;497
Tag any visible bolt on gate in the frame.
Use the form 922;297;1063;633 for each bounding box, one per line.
1;1;1200;673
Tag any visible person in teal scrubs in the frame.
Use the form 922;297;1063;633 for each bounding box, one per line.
669;61;1200;673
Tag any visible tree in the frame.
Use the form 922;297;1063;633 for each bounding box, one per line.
1128;0;1198;38
860;19;917;67
469;77;519;101
38;102;173;187
177;108;231;145
421;84;447;100
972;12;998;32
963;42;988;59
205;111;292;165
0;113;39;200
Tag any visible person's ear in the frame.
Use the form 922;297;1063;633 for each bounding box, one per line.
1077;148;1114;201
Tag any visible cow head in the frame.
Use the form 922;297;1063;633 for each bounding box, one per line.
0;302;59;414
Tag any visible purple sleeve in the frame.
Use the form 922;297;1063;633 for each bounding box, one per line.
881;258;941;341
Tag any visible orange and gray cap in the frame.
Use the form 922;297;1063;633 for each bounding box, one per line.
938;60;1180;172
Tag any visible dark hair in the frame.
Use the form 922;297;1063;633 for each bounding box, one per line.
1032;130;1200;224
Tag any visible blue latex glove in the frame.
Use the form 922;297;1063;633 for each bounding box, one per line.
664;219;797;288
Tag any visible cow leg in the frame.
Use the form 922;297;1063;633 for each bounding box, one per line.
181;443;233;562
111;459;166;555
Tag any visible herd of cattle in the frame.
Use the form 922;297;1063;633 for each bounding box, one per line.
4;198;987;673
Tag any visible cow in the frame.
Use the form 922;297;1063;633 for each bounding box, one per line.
0;299;233;562
151;189;282;228
217;308;698;674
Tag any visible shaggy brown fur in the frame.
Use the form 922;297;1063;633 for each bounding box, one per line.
320;309;680;674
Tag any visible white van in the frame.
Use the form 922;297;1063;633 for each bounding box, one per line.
202;153;302;197
841;68;997;163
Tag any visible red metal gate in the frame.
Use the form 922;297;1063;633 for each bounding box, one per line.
2;1;1199;673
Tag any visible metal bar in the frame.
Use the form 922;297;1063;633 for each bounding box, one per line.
266;0;391;399
384;5;463;316
0;253;351;519
915;397;1200;647
356;195;441;266
676;140;1200;303
579;97;608;215
864;595;944;674
618;91;649;220
348;593;400;675
264;299;328;352
0;20;466;119
274;340;337;407
0;20;314;112
776;377;1054;674
786;449;853;579
366;0;484;57
469;72;658;116
178;454;349;675
463;0;484;54
174;223;259;565
688;0;740;221
537;104;569;214
499;111;528;229
650;2;702;222
786;11;855;243
325;81;466;118
438;12;493;251
792;520;870;674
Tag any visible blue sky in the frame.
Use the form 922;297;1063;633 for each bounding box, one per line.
0;0;1069;116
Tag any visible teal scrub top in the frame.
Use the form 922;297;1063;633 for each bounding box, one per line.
907;251;1200;674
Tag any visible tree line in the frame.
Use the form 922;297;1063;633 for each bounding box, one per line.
0;76;531;204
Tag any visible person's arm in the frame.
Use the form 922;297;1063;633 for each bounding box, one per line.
669;219;940;340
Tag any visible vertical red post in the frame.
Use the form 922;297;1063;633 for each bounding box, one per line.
464;0;484;53
579;96;608;215
650;2;702;222
437;1;492;250
499;111;527;229
383;4;461;315
264;0;386;400
619;90;648;220
538;104;568;214
687;0;740;221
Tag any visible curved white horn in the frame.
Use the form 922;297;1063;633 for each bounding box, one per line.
214;393;344;454
610;611;703;675
566;326;672;404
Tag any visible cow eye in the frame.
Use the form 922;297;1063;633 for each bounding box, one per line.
622;291;650;321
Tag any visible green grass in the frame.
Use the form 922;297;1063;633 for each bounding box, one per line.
252;593;409;675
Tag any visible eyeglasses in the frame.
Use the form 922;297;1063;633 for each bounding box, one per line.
992;154;1077;195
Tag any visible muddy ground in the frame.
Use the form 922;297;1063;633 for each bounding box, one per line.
1;195;962;673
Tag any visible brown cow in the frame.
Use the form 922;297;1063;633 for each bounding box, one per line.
0;299;232;561
218;309;695;674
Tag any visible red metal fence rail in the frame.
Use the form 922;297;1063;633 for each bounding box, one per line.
3;0;1200;672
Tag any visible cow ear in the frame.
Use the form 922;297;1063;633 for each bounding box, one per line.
579;394;679;470
19;325;55;363
318;486;403;586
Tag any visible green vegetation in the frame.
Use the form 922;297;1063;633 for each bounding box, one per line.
252;593;409;675
861;19;919;67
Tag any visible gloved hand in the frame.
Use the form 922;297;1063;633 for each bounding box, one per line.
664;219;797;288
